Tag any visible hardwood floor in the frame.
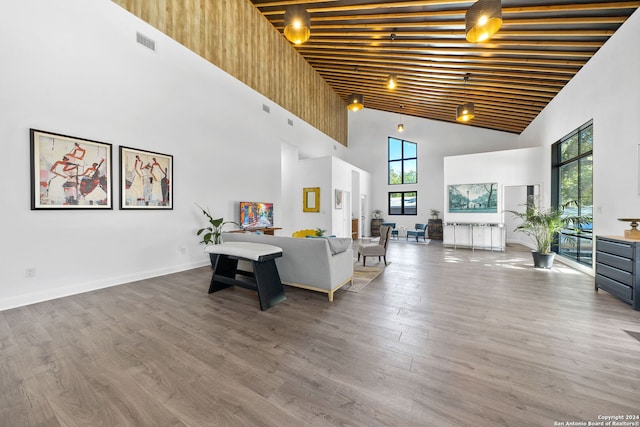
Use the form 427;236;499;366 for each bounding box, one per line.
1;241;639;426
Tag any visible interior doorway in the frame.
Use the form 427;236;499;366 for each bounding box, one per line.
504;184;538;246
360;194;368;238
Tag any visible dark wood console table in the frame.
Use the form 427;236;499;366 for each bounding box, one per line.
227;227;282;235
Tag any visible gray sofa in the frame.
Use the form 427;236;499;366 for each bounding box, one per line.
221;232;353;301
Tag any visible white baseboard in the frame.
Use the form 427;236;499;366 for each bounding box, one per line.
0;260;210;312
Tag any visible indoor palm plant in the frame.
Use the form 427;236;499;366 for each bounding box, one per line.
507;200;591;269
196;204;238;245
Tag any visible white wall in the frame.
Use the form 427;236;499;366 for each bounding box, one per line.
504;185;534;246
332;157;365;237
443;147;544;248
345;108;521;232
444;147;544;223
519;7;640;237
292;156;371;237
0;0;344;310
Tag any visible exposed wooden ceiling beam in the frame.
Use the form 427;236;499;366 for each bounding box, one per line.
250;0;639;133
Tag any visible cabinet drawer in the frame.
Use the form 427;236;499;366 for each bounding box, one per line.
596;239;634;258
596;263;633;286
596;251;634;273
596;274;633;302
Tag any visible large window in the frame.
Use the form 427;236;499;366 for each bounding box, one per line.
388;137;417;185
389;191;417;215
551;121;593;266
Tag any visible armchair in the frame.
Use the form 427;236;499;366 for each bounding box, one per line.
358;225;391;266
381;222;398;239
406;223;427;242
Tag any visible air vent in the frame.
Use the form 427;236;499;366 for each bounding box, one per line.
287;119;293;126
262;104;271;113
136;32;156;51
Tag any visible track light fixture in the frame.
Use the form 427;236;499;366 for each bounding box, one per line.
465;0;502;43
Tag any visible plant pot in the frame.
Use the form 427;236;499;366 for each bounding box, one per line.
532;251;555;269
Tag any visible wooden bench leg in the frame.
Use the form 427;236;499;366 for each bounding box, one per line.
252;259;286;311
208;254;237;294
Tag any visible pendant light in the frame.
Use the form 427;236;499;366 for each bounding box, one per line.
397;105;405;132
284;5;311;45
347;93;364;112
386;73;398;90
456;74;475;122
456;103;475;122
465;0;502;43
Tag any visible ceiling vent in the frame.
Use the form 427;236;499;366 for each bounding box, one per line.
287;119;293;126
262;104;271;113
136;32;156;51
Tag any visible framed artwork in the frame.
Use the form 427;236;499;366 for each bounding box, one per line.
30;129;112;209
120;146;173;209
448;183;498;213
303;187;320;212
335;189;343;209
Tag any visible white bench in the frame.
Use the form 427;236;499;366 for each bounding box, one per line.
205;242;285;311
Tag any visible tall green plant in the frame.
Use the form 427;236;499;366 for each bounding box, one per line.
195;204;237;245
507;200;590;254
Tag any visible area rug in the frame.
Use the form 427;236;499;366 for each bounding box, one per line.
346;262;390;293
398;238;431;245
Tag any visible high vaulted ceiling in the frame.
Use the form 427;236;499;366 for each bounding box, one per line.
250;0;639;134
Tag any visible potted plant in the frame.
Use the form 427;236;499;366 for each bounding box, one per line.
373;209;382;219
196;204;238;245
430;209;441;219
507;200;590;269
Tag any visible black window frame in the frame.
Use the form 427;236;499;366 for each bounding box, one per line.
388;191;418;216
388;137;418;185
551;120;593;266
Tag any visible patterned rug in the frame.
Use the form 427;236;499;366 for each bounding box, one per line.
346;261;390;293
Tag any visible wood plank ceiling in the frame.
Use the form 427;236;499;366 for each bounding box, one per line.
250;0;639;134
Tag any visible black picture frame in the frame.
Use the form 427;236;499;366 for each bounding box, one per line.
30;129;113;209
119;146;173;210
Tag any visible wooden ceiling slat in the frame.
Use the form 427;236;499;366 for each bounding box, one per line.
301;16;629;30
310;29;617;38
249;0;639;133
302;52;580;77
300;43;597;58
320;69;563;95
257;1;640;15
326;78;555;107
305;37;605;49
297;48;588;67
314;65;569;88
265;2;640;20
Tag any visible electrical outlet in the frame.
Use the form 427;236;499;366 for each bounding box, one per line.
25;268;36;278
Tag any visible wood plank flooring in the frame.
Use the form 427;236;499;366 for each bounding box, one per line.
1;241;639;426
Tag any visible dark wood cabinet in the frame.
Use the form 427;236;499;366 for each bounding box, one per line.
427;219;443;240
595;236;640;310
371;218;383;237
